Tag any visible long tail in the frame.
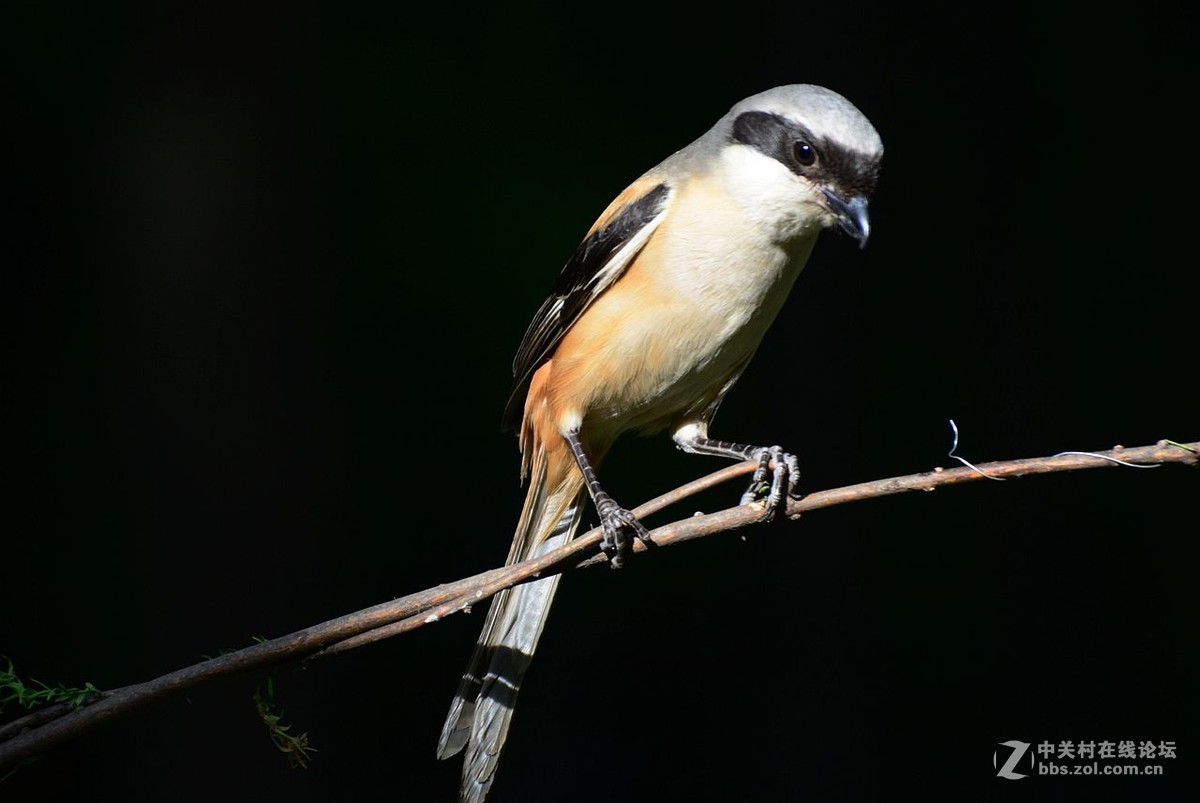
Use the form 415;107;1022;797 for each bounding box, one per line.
437;444;585;803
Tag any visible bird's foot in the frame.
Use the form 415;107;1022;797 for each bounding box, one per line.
595;494;651;569
739;445;801;520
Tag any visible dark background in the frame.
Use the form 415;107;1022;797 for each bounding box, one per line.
3;2;1195;801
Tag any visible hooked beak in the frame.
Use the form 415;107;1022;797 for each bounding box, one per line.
821;188;871;249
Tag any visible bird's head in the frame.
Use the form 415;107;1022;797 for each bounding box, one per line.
716;84;883;247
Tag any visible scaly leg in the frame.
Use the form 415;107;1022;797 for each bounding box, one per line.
673;425;801;519
564;429;650;568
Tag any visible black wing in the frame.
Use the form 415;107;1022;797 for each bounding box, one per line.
501;181;671;430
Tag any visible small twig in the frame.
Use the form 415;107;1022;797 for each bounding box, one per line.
1053;450;1159;469
793;440;1194;513
0;438;1193;773
0;461;758;768
317;461;757;655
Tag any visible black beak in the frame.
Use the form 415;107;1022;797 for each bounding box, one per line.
821;188;871;249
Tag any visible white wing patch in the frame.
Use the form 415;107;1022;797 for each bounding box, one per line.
581;207;667;298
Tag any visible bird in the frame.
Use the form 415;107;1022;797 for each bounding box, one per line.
436;84;883;802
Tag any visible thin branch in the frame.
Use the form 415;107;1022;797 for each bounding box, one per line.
0;438;1193;772
790;439;1196;512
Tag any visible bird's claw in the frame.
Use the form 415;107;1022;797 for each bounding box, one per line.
738;445;801;520
596;497;650;569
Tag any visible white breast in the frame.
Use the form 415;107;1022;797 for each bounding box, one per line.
594;167;820;430
653;159;822;375
564;150;828;437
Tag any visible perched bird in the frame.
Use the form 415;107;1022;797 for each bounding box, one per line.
437;84;883;801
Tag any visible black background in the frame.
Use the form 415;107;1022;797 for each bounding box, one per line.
3;2;1196;801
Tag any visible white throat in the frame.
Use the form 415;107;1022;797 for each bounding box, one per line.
716;144;829;244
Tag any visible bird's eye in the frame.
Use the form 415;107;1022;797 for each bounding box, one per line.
793;140;817;167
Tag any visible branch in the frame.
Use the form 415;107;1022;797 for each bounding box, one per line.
1;438;1194;772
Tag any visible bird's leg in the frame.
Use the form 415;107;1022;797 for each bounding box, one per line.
674;430;801;519
563;429;649;568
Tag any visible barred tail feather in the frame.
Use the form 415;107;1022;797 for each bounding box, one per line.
437;449;585;803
